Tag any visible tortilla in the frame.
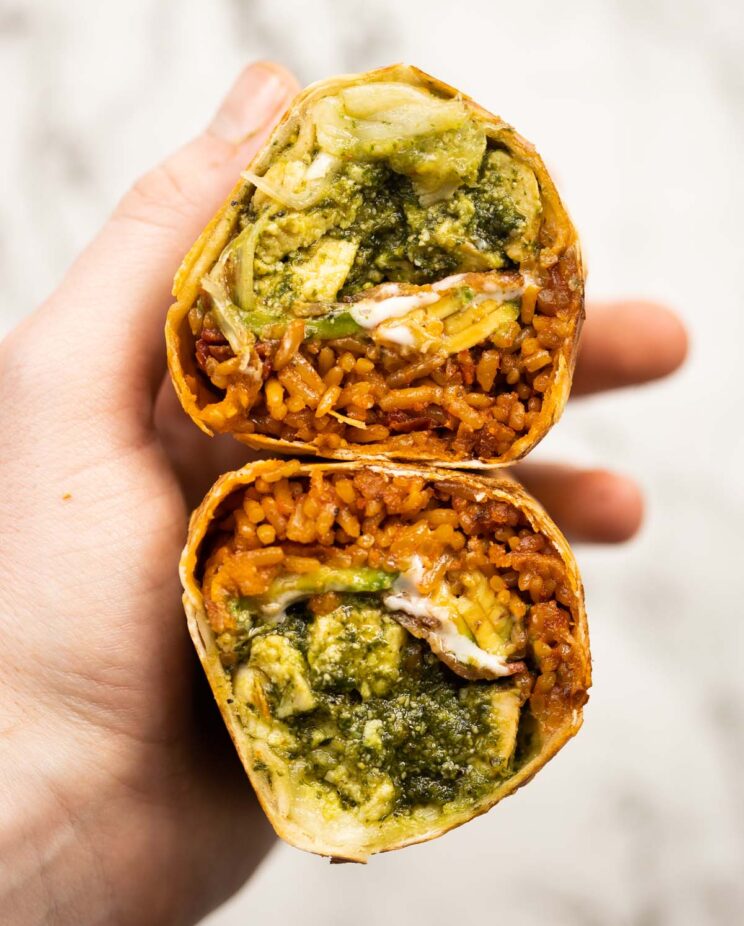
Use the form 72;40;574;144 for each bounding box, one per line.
167;65;584;466
181;459;590;860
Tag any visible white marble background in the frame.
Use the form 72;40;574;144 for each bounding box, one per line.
2;1;744;923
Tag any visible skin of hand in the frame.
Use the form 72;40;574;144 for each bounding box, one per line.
0;61;687;926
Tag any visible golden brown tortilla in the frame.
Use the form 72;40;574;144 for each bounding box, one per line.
166;64;584;466
181;460;590;860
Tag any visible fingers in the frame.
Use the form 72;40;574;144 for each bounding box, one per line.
515;463;644;543
34;61;299;402
573;301;688;396
525;301;682;541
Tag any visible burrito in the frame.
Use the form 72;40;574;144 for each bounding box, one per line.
182;459;590;860
167;64;584;466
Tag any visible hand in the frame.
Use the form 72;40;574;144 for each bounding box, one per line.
0;60;687;926
0;61;300;926
516;299;688;542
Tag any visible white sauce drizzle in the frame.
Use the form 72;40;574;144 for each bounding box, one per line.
383;556;512;677
474;283;525;303
431;272;467;292
347;270;535;349
374;324;417;347
349;291;440;328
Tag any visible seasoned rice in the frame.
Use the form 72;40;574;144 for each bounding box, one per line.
201;463;587;730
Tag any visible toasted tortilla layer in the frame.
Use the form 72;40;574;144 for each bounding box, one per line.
167;64;584;466
181;460;590;860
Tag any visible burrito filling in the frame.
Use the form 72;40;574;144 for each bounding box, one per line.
189;80;578;460
201;464;586;824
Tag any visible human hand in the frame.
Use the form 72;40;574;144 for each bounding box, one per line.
0;60;687;926
515;298;688;541
0;61;300;926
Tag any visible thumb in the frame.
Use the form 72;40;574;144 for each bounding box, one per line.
28;61;299;407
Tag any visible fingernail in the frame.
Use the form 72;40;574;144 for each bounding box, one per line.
208;62;297;145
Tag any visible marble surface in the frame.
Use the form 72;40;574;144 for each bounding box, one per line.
3;1;744;923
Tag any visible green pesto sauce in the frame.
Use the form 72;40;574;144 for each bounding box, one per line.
245;146;541;317
229;595;522;818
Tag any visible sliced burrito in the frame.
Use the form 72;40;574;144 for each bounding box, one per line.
167;64;584;466
181;460;591;860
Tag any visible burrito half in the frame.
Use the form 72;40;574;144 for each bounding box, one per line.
167;64;584;466
181;460;590;860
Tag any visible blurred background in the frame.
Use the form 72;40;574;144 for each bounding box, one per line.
2;0;743;923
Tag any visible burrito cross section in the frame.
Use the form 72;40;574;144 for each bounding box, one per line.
167;65;584;465
182;460;590;860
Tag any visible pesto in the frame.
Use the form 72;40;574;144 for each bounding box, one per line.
295;635;506;810
232;595;522;819
242;145;541;321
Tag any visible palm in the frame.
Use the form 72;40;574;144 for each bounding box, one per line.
0;350;273;920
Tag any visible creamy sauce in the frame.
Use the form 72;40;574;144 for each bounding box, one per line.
431;272;468;292
383;556;513;677
348;271;532;350
349;291;440;328
373;323;417;347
